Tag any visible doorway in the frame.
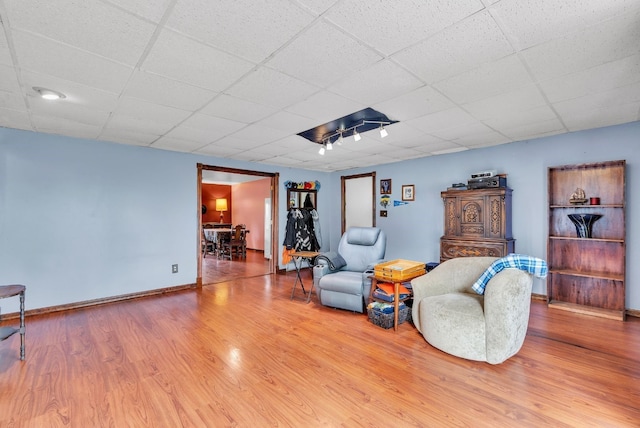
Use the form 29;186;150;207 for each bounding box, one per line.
197;164;279;287
341;172;376;234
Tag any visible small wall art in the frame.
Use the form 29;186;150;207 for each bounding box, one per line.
402;184;415;201
380;179;391;194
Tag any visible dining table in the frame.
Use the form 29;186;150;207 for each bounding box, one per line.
203;228;233;257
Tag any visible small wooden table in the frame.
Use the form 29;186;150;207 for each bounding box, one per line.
290;251;320;303
0;284;26;360
369;272;424;331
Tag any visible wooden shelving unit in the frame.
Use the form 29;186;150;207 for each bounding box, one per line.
547;160;626;320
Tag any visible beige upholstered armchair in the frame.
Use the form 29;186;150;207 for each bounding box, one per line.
411;257;534;364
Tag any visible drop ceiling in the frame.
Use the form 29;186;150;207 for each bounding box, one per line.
0;0;639;172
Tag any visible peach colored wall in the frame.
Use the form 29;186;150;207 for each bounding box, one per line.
231;178;271;251
202;184;232;224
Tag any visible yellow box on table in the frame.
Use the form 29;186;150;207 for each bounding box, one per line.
373;259;426;281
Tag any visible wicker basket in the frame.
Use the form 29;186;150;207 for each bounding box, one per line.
367;305;409;329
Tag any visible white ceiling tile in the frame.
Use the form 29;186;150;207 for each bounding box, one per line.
482;105;560;132
106;114;174;135
406;108;477;134
29;96;111;127
241;142;292;157
0;63;22;94
392;10;514;84
115;97;191;125
180;113;246;136
324;0;484;55
223;151;271;163
226;67;319;109
372;86;455;121
295;0;341;15
0;90;26;111
522;11;640;81
434;54;534;104
266;21;383;88
104;0;174;23
167;0;315;63
12;31;133;93
492;0;640;50
553;82;640;117
0;108;32;130
561;101;640;132
257;155;307;166
285;90;366;125
496;118;566;141
0;29;12;66
463;85;548;121
412;140;466;155
430;121;502;142
142;29;255;92
163;125;218;144
200;95;277;124
21;70;120;111
100;129;159;146
230;123;291;144
255;111;318;134
193;142;245;157
124;70;218;111
540;54;640;103
270;135;312;150
328;60;424;105
32;115;102;139
150;136;208;152
5;0;156;65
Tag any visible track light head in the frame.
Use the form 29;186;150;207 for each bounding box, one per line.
327;141;333;150
318;145;326;155
379;126;388;138
353;130;361;141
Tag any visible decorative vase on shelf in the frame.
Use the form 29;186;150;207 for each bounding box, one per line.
567;213;603;238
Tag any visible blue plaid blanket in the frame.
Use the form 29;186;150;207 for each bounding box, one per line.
472;254;548;295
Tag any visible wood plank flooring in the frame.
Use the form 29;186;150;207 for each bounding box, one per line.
1;258;639;427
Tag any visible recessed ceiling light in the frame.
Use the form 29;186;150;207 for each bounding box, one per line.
33;87;66;100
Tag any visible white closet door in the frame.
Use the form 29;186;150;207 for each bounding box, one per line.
342;174;375;233
264;197;271;259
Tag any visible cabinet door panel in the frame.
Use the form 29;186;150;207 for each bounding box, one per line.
460;197;484;237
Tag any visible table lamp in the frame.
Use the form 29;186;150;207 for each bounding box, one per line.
215;198;228;223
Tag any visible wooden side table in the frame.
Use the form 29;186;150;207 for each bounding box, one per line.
0;284;26;360
369;273;424;331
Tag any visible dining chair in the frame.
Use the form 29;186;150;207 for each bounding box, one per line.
202;229;215;257
222;225;246;259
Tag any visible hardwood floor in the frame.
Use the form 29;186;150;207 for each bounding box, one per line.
1;266;639;427
202;248;271;285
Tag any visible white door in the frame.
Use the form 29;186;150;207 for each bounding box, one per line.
342;173;375;233
264;197;272;259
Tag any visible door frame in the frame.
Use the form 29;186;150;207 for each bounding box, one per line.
196;163;279;287
341;172;376;234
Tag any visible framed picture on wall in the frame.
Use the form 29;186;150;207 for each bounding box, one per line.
402;184;415;201
380;179;392;194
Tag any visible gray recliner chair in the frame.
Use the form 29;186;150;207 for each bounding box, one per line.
411;257;534;364
313;227;386;313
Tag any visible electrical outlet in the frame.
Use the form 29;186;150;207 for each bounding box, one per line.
172;264;178;274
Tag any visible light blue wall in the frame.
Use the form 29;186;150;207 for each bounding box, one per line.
0;128;331;311
339;121;639;309
1;121;638;312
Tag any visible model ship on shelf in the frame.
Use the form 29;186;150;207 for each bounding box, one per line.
569;187;588;205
